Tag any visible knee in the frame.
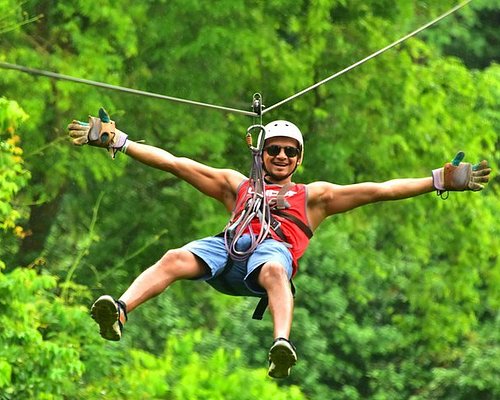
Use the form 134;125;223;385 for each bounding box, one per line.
258;262;289;286
156;249;191;270
154;249;207;280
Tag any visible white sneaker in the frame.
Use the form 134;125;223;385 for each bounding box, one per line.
268;337;297;379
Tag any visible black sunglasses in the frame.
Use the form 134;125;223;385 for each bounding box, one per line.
264;145;301;158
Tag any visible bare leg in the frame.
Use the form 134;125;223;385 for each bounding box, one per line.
257;261;294;339
120;248;209;314
92;248;208;340
257;261;297;379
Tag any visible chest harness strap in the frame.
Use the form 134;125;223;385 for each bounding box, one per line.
268;183;313;242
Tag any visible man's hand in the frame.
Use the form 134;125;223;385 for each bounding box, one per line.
68;120;91;145
432;151;491;193
68;108;128;157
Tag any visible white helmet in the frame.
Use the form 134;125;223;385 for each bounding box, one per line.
264;120;303;155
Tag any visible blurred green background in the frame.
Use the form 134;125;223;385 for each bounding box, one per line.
0;0;498;398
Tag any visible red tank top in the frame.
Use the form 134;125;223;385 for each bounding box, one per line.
230;180;312;276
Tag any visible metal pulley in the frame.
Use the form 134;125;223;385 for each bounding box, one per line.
252;93;264;115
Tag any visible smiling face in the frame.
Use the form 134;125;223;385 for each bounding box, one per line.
262;136;302;184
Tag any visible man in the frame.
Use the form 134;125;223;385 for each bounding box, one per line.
68;109;491;379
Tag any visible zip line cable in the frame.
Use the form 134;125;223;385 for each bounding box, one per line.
0;61;257;117
0;0;471;117
262;0;472;114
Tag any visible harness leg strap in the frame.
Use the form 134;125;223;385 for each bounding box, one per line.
252;297;269;320
252;281;296;320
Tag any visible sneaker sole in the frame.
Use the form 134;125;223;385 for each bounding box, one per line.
268;343;297;379
90;295;121;341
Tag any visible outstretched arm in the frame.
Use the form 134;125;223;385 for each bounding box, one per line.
68;108;246;211
307;153;491;230
307;177;434;229
124;141;245;211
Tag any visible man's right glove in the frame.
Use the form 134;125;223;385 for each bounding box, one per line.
68;107;128;158
432;151;491;195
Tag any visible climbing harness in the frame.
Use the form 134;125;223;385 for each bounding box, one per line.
224;120;269;259
0;0;472;117
223;94;269;261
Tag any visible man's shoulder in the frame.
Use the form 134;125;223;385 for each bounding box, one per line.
305;180;337;191
305;181;344;202
305;180;343;188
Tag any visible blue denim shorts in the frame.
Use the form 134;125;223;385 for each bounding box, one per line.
182;234;293;297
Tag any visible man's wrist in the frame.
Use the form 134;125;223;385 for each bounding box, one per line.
120;139;131;154
432;167;445;190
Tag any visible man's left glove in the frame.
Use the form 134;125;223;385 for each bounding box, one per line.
68;107;128;158
432;151;491;195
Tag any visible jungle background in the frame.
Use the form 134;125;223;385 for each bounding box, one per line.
1;0;499;399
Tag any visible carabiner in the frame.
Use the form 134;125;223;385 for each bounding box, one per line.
246;124;266;153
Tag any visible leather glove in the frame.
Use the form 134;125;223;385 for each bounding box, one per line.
68;108;128;158
432;151;491;194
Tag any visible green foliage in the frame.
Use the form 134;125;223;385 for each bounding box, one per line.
0;1;498;399
0;267;85;399
423;0;500;69
0;98;30;232
411;321;500;400
117;331;305;400
0;98;30;263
